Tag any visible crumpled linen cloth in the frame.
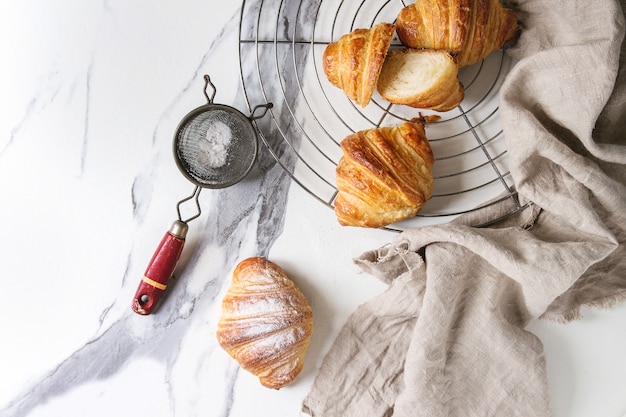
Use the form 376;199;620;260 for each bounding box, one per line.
302;1;626;416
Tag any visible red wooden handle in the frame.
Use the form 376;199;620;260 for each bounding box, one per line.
132;221;188;315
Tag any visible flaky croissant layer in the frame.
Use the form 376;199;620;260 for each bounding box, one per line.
396;0;519;68
216;257;313;389
334;121;435;228
323;22;395;107
377;48;465;111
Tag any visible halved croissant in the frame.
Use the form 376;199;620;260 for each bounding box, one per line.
377;48;464;111
216;257;313;389
396;0;519;67
323;22;396;107
334;121;434;228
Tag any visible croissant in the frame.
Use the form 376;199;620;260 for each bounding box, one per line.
395;0;519;68
216;257;313;389
323;22;395;107
377;48;464;111
334;121;434;228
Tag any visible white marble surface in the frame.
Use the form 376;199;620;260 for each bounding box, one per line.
1;1;625;417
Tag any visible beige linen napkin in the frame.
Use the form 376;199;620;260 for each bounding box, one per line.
303;1;626;416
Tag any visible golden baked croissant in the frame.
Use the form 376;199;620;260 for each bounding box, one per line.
377;48;464;111
395;0;519;68
334;121;434;228
216;257;313;389
323;22;395;107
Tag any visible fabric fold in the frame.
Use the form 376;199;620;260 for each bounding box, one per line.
303;1;626;416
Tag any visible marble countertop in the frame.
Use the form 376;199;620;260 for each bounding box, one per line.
1;2;625;417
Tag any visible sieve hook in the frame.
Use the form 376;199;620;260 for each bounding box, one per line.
176;186;202;223
203;74;216;104
249;102;273;120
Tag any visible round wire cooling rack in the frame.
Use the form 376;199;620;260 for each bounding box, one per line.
237;0;526;232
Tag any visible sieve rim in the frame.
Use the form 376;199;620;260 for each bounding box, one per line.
172;102;259;189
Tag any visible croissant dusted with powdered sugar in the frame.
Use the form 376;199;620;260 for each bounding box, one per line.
396;0;519;68
323;22;395;107
334;121;434;228
216;257;313;390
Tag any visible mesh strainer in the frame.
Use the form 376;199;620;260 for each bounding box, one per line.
132;75;272;315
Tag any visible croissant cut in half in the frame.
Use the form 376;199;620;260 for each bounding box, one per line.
396;0;519;68
216;257;313;389
323;22;395;107
377;48;464;112
334;121;435;228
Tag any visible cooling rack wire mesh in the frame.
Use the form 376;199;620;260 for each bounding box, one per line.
237;0;525;232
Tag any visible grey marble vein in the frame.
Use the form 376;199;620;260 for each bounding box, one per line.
1;98;35;158
79;64;93;176
0;2;312;415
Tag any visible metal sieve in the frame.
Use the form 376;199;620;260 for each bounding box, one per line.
132;75;272;315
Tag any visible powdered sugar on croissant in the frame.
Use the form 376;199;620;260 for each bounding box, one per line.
216;257;313;389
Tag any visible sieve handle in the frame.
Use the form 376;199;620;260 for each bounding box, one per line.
131;221;189;315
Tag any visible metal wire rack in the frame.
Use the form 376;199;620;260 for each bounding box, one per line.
238;0;524;231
